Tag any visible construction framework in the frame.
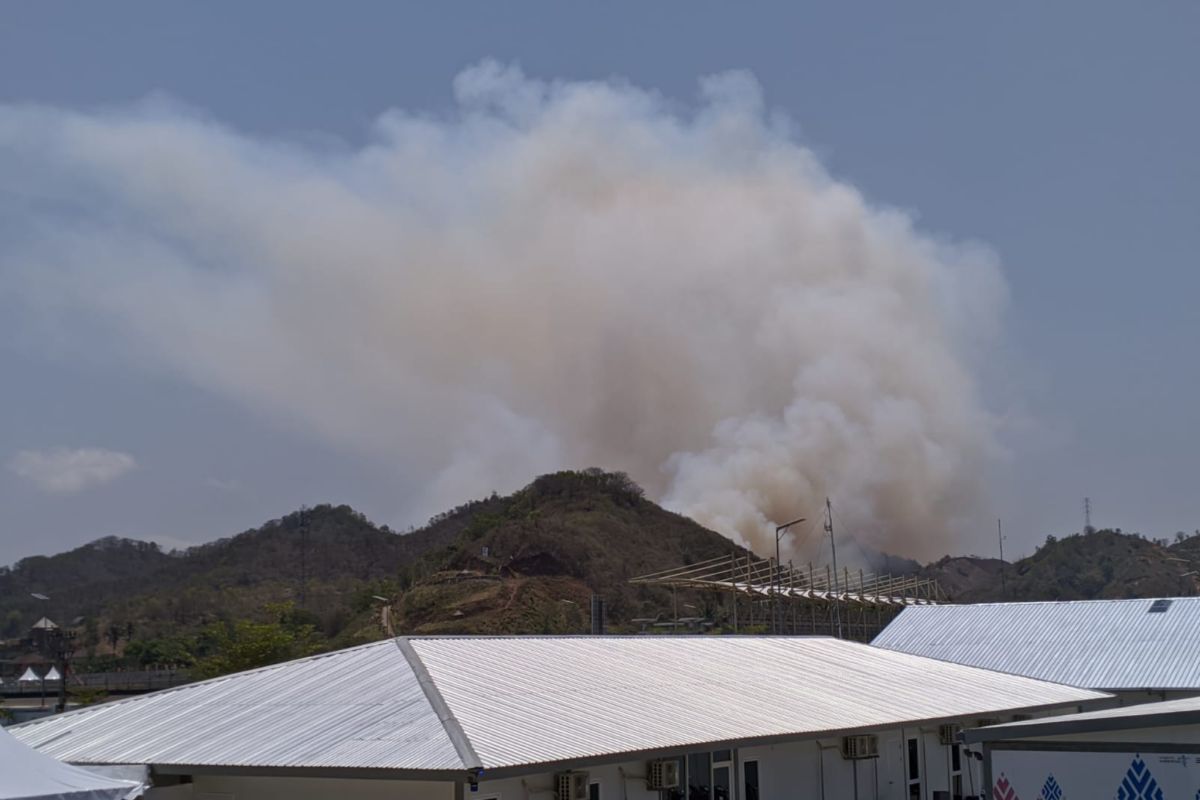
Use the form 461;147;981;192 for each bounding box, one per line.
629;552;944;641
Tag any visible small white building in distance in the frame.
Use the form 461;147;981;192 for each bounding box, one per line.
872;597;1200;706
10;636;1106;800
964;695;1200;800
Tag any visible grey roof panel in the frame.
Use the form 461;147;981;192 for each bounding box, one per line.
11;640;463;771
872;597;1200;690
12;636;1106;774
409;636;1105;770
964;694;1200;743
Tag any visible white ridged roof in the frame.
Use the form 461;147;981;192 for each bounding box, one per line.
11;639;463;772
963;694;1200;744
872;598;1200;690
12;636;1106;776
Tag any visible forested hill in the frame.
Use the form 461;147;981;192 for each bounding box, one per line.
390;469;751;633
0;500;498;644
0;470;748;669
3;471;1199;679
923;528;1200;603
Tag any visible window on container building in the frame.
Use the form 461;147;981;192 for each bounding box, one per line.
950;741;963;800
743;760;760;800
711;749;732;800
589;780;600;800
662;757;686;800
688;752;711;800
907;737;922;800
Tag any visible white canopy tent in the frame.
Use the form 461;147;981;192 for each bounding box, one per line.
0;727;140;800
17;668;40;683
41;668;60;682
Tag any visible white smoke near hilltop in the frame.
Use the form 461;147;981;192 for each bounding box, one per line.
0;63;1006;560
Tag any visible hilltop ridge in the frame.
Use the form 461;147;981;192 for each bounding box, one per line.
3;470;1199;675
922;528;1200;602
0;470;747;650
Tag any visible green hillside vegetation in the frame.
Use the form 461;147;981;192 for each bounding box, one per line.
4;470;1200;681
0;499;504;674
0;470;748;676
393;469;750;633
0;537;175;639
924;528;1200;602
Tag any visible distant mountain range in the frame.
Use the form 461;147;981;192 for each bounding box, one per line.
923;528;1200;602
2;469;1198;666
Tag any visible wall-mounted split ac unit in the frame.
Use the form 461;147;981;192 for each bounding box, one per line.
939;724;962;745
646;759;681;790
841;734;879;760
556;771;589;800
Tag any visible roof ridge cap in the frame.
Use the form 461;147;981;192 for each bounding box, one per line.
393;637;482;775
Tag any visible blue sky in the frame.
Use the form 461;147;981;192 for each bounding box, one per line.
1;2;1197;564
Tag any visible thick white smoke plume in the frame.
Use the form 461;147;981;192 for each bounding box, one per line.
0;63;1006;560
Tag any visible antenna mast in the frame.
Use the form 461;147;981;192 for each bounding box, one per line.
997;518;1007;598
1084;497;1093;534
825;497;843;639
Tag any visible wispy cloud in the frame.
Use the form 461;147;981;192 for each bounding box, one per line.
204;477;241;492
8;447;137;493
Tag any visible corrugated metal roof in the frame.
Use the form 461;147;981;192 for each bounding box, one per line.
996;694;1200;726
10;639;463;771
963;694;1200;744
409;637;1104;771
11;636;1105;775
872;597;1200;690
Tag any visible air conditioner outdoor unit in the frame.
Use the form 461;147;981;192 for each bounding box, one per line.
939;724;962;745
841;734;879;760
646;759;681;790
556;771;589;800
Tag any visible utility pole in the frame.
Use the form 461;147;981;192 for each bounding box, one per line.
997;518;1007;598
298;508;310;608
589;594;606;635
774;517;806;634
53;633;73;714
826;498;843;639
372;595;395;638
29;593;72;713
730;552;738;634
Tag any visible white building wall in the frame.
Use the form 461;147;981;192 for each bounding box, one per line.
476;759;661;800
741;728;982;800
187;774;454;800
477;723;988;800
138;715;1042;800
143;787;194;800
989;747;1200;800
